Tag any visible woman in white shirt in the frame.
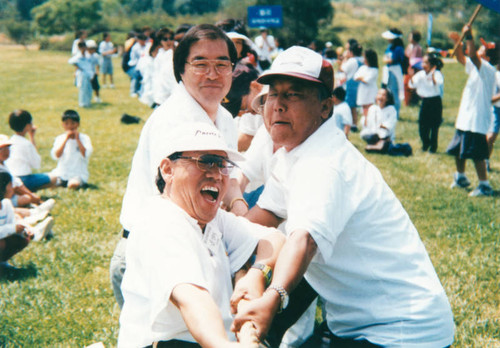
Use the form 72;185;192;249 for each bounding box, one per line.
354;49;379;117
360;88;398;148
409;53;444;153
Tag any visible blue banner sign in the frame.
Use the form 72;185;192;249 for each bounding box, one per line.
475;0;500;13
248;5;283;28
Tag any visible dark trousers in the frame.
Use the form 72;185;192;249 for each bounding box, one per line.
419;96;442;152
0;234;29;262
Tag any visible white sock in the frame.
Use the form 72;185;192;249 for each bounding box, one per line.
455;172;466;180
479;180;490;187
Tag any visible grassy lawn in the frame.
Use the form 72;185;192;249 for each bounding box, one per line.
0;45;498;347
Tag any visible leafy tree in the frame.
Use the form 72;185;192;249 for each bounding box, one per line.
31;0;102;34
255;0;334;45
5;19;33;46
16;0;46;20
176;0;221;15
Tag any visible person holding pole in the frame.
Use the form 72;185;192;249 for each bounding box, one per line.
446;25;498;196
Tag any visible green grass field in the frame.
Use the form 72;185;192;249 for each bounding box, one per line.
0;45;498;347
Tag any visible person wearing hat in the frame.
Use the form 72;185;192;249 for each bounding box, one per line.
118;121;284;347
381;28;405;117
231;46;454;348
111;24;246;309
86;39;102;103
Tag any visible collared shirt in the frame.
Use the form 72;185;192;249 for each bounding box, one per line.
333;102;353;131
118;196;272;347
5;134;41;176
409;70;444;98
362;104;397;140
153;48;177;105
120;83;238;232
257;117;454;348
50;133;92;182
455;57;496;134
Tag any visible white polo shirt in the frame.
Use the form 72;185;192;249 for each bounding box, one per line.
118;196;273;347
257;117;454;348
455;57;496;134
50;133;92;182
119;83;238;232
409;70;444;98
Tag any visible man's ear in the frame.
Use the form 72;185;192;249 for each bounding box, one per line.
160;158;175;184
321;97;334;120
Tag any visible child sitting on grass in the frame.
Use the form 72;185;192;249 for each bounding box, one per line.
0;171;54;273
50;110;92;189
5;110;57;192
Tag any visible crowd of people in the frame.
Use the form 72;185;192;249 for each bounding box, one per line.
0;109;92;273
6;15;499;348
97;17;500;348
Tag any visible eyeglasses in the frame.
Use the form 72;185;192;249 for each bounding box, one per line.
186;59;234;76
172;154;236;176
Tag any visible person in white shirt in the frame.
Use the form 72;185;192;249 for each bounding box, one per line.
6;110;57;192
127;33;147;97
98;32;117;88
409;53;444;153
486;67;500;171
360;88;398;151
152;28;177;108
254;28;275;71
50;110;92;190
331;87;353;138
446;25;498;197
118;121;285;348
110;24;246;308
339;41;362;129
231;46;455;348
354;48;379;117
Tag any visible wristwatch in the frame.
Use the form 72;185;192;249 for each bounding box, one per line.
267;285;289;313
251;263;272;286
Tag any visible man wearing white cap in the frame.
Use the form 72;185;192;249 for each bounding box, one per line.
118;122;284;347
110;24;247;308
232;46;454;348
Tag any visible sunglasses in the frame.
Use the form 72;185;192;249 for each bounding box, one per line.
172;154;236;176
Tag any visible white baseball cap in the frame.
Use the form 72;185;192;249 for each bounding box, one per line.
226;32;253;48
157;122;245;167
0;134;12;148
381;30;402;40
257;46;334;93
86;39;97;48
251;85;269;114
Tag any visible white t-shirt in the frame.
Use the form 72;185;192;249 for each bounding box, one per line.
254;34;276;62
455;57;496;134
409;70;444;98
257;117;454;348
50;133;92;182
333;102;352;132
137;55;155;107
238;113;263;137
98;40;114;56
353;65;378;106
153;48;177;106
0;164;22;188
340;57;359;80
119;83;238;232
5;134;41;176
360;104;398;140
239;125;274;189
119;196;274;347
0;198;16;239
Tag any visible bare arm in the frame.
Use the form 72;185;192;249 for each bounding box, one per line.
245;205;283;228
492;92;500;104
231;229;317;339
223;178;249;217
238;134;254;152
54;133;71;158
74;132;86;157
463;25;481;70
171;284;243;348
449;31;466;66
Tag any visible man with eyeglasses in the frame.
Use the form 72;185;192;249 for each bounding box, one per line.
110;24;247;308
231;46;454;348
118;122;284;347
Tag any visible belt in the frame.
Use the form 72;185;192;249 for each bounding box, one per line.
122;229;129;239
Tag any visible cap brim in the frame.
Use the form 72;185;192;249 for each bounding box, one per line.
257;72;323;86
381;31;400;40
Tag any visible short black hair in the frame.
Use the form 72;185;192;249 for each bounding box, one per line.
0;170;12;200
9;109;33;132
332;86;346;101
173;24;237;83
381;88;395;106
62;109;80;122
426;53;443;70
155;152;182;194
486;44;499;66
411;30;421;43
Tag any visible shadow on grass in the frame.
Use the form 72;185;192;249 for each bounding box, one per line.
0;262;38;281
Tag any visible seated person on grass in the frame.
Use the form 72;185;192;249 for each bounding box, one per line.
5;110;57;192
118;122;285;347
50;110;93;190
0;170;54;272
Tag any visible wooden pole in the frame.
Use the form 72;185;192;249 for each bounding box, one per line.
451;4;482;57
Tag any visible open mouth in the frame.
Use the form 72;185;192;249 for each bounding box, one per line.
200;185;219;202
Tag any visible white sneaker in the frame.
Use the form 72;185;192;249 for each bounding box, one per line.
31;199;56;215
21;209;49;225
110;84;115;89
468;184;494;197
32;217;54;241
450;176;471;189
94;96;102;103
